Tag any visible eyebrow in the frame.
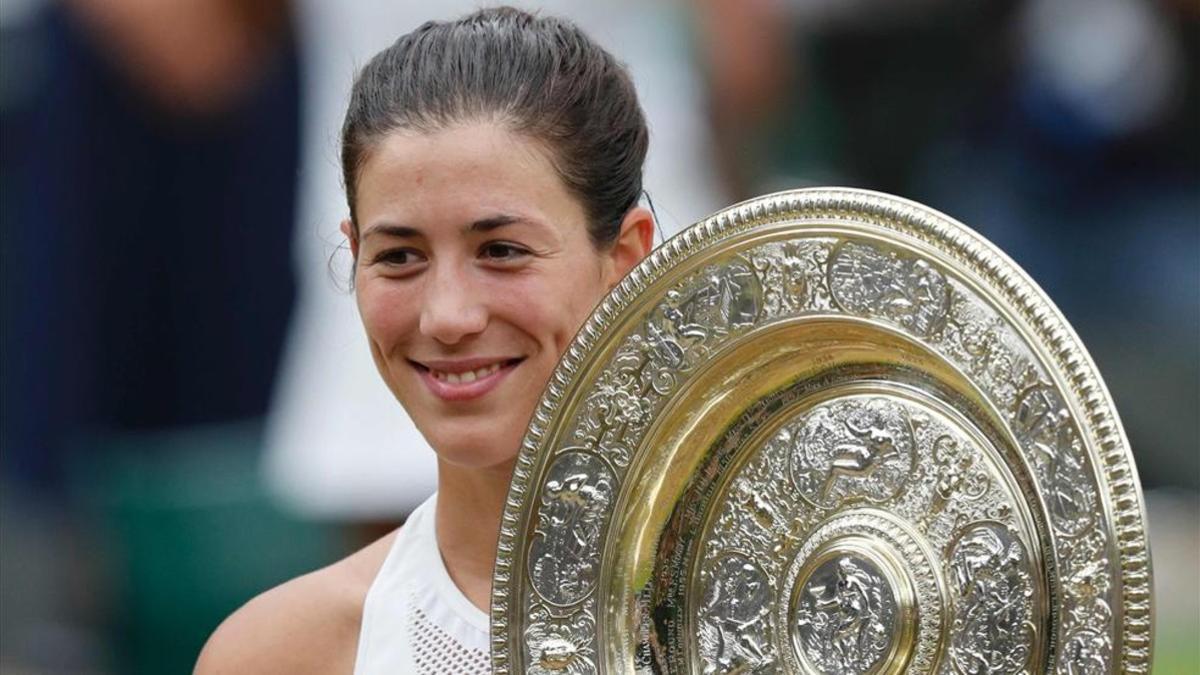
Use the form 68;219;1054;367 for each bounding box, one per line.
361;223;420;240
469;214;525;232
361;214;536;239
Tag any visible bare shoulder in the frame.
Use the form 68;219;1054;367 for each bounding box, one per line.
194;529;399;675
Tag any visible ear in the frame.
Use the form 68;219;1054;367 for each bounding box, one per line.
602;206;655;290
340;218;359;260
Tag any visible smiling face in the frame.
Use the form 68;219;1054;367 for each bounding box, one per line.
347;122;647;471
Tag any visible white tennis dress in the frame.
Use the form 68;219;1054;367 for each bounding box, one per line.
354;494;491;674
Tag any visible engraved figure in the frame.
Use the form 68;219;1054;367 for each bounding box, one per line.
660;261;762;353
795;556;895;674
525;604;597;675
751;242;810;317
1013;384;1094;535
733;478;782;531
588;380;646;430
644;322;685;370
626;259;764;409
947;523;1034;674
828;241;950;336
1064;558;1113;628
697;554;774;674
822;415;903;498
787;398;915;508
528;453;615;606
575;349;650;464
684;263;761;328
933;435;990;507
1061;629;1109;675
640;324;685;396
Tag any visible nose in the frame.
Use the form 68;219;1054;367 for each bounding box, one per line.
418;263;488;345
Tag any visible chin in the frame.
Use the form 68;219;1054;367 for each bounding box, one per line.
437;446;522;473
427;426;524;472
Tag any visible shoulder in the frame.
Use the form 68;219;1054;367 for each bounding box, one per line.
194;529;399;675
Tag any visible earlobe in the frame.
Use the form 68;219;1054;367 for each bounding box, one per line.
605;206;655;289
340;219;359;260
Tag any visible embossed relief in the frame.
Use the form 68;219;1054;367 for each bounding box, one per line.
693;393;1039;675
1011;382;1096;537
936;300;1024;420
1062;532;1114;628
568;256;766;470
645;258;763;383
646;258;764;375
828;241;950;337
661;260;762;347
946;522;1034;674
1061;629;1109;675
528;452;615;607
795;555;897;674
524;603;598;675
697;553;775;674
786;398;916;508
573;342;651;469
724;447;797;559
932;435;991;507
749;240;828;316
1057;529;1114;671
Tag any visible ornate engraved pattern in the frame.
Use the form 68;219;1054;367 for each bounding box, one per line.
566;257;764;472
946;522;1035;674
796;555;898;674
492;189;1152;675
1061;629;1110;675
696;553;775;673
828;240;950;337
691;393;1034;675
527;452;615;607
778;511;945;675
524;603;597;674
786;397;916;508
659;259;763;355
1012;383;1096;537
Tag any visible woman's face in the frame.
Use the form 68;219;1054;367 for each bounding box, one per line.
347;123;650;471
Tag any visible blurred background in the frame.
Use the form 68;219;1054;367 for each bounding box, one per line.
0;0;1195;672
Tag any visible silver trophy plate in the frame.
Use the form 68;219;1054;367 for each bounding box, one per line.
490;188;1153;674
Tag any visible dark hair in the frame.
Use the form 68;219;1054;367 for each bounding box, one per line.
340;6;648;249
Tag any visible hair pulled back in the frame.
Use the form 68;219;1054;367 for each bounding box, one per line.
340;6;648;249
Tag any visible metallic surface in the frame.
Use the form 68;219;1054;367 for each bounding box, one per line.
490;188;1153;674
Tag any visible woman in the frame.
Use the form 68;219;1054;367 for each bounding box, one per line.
196;7;654;673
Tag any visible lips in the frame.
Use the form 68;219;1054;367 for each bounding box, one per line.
410;357;523;401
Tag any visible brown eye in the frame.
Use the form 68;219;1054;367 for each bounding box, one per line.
480;242;531;262
373;248;426;269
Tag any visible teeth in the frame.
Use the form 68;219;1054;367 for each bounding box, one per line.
431;362;503;384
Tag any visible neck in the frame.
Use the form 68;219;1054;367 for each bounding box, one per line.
434;457;514;613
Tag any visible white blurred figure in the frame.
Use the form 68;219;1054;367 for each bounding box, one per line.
265;0;725;519
1018;0;1183;141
